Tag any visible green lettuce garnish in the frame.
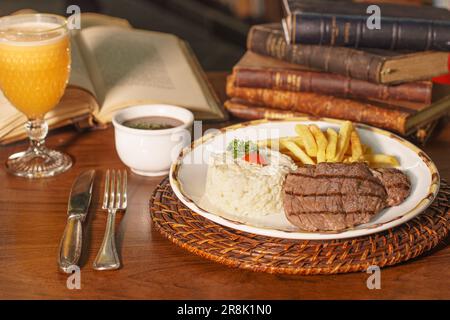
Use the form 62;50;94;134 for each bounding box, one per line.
226;139;259;159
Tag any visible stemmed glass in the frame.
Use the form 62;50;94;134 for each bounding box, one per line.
0;14;72;178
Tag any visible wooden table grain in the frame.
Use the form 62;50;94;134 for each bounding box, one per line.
0;72;449;300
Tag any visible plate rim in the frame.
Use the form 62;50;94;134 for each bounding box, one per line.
169;117;440;240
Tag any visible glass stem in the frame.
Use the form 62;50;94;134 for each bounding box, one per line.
25;119;48;154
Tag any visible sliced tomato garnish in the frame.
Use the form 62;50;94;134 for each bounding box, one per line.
242;152;267;165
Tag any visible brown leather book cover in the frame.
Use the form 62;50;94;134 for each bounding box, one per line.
234;52;433;104
247;24;449;84
227;75;412;134
225;98;306;120
224;98;441;144
282;0;450;50
227;73;450;135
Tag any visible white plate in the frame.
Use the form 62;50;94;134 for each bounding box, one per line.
170;118;440;240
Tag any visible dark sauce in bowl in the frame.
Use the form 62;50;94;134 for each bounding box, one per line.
122;116;184;130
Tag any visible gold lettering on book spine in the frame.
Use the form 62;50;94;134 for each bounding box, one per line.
330;16;338;45
296;75;302;91
286;74;302;91
287;74;292;90
266;33;286;60
344;23;351;44
275;72;281;88
278;36;286;58
264;110;296;119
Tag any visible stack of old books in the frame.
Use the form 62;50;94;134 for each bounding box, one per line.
225;0;450;143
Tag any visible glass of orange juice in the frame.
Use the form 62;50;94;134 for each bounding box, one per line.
0;14;72;178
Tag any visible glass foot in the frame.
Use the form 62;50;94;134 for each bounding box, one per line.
6;147;72;178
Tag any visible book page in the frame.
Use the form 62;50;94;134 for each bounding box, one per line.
69;35;95;95
69;12;132;95
79;12;131;29
76;26;223;121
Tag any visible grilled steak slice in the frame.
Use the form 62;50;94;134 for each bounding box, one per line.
371;168;411;206
283;162;388;231
285;212;373;232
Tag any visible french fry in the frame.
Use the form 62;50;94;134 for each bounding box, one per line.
262;121;398;169
258;136;303;151
364;154;400;167
257;139;283;152
282;136;304;147
281;140;315;165
342;156;353;163
335;121;353;162
362;144;372;155
283;151;298;159
350;130;363;161
309;124;328;163
325;128;338;162
295;124;318;157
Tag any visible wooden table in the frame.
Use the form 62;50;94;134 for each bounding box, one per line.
0;72;449;300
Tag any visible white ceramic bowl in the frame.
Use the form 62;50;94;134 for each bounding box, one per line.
112;104;194;176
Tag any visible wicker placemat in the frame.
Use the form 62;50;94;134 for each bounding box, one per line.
150;178;449;275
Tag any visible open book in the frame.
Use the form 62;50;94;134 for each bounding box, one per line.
0;13;226;144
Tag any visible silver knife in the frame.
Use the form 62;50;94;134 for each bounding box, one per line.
58;170;96;273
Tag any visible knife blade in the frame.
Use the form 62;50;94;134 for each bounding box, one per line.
58;169;95;273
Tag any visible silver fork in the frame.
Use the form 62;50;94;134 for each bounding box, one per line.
93;169;127;270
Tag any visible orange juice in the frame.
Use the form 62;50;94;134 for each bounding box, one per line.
0;22;70;119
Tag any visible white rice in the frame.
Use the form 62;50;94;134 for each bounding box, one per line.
204;149;296;216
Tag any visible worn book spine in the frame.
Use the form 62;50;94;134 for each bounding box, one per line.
226;76;412;134
247;25;386;83
234;68;432;104
225;99;306;120
285;14;450;51
225;98;439;144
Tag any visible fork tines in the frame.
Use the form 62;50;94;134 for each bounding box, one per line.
102;169;127;210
